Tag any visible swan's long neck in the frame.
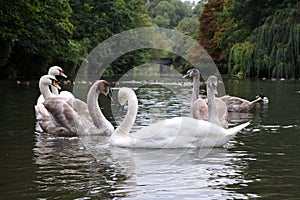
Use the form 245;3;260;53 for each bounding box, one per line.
115;91;138;137
40;82;52;100
50;85;59;95
249;98;262;110
207;86;219;124
87;84;109;128
191;74;200;115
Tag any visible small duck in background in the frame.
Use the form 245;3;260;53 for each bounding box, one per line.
256;93;269;104
16;80;30;86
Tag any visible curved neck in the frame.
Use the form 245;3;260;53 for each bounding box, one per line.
40;82;52;100
87;83;109;128
115;91;138;137
207;86;219;123
192;75;200;102
191;74;200;115
50;85;59;95
249;98;262;110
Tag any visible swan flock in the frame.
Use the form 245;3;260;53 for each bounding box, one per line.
35;67;257;148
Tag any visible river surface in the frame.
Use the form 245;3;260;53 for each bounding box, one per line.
0;77;300;199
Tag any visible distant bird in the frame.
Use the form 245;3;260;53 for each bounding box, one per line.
220;93;268;112
16;80;30;86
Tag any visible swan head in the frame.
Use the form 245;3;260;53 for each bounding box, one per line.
207;75;218;96
118;88;135;106
48;66;67;78
183;68;200;78
95;80;113;101
40;75;61;90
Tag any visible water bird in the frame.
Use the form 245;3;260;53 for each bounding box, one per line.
220;93;268;112
183;69;228;128
36;76;114;136
36;66;73;105
16;80;30;86
109;88;250;148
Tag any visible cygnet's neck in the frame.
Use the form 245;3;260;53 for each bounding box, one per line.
249;97;263;110
115;91;138;137
191;74;200;116
87;83;109;128
207;86;219;124
192;74;200;102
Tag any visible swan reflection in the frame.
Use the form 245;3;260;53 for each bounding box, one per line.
84;135;256;199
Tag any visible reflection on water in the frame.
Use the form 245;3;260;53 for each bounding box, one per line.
35;132;256;199
33;134;125;199
90;143;257;199
1;79;300;199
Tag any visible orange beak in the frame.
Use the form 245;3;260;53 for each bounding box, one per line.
60;71;68;78
52;81;61;90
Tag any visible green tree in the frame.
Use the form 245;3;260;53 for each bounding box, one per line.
146;0;193;28
228;3;300;78
176;17;199;39
0;0;152;79
0;0;82;79
70;0;152;76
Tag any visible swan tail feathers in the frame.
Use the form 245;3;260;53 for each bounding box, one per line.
225;121;250;136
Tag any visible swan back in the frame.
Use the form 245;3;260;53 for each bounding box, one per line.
43;97;79;134
123;117;249;148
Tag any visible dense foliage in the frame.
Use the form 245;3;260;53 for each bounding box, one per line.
228;2;300;78
198;0;300;78
0;0;151;80
0;0;80;79
1;0;298;80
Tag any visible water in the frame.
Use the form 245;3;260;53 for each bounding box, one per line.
0;78;300;199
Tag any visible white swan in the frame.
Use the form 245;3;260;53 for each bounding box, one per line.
35;66;74;132
35;75;68;134
183;69;228;128
109;88;250;148
48;66;75;99
36;66;72;105
48;66;67;94
36;77;114;136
